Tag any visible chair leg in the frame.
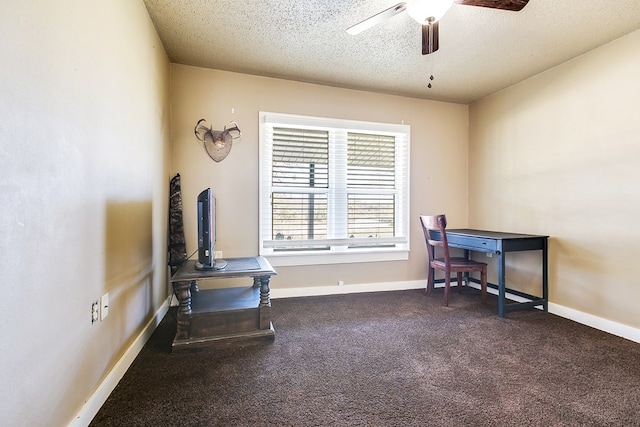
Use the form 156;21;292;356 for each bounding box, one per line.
481;267;487;305
426;266;434;296
457;272;463;294
444;274;450;307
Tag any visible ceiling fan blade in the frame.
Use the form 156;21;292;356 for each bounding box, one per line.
422;22;439;55
454;0;529;12
346;2;407;35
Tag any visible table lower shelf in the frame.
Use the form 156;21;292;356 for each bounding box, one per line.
172;286;274;353
190;286;263;313
172;322;275;353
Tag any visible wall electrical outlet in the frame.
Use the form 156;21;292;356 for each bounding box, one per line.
91;301;99;324
100;293;109;320
214;250;223;259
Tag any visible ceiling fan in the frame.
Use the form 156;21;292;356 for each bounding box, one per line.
347;0;529;55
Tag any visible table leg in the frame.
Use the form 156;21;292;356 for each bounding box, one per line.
259;276;271;307
258;276;271;330
498;252;506;318
175;280;194;340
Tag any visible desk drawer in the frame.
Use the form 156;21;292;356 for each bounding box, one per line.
446;234;497;253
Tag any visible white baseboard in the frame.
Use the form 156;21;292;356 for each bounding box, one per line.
68;297;171;427
271;280;426;299
548;303;640;344
463;282;640;343
273;280;640;344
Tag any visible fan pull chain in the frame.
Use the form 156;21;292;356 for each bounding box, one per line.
426;59;435;90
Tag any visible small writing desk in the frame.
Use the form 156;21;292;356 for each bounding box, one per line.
170;256;277;352
432;229;548;318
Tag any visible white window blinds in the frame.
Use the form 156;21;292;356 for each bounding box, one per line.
259;112;410;264
271;127;329;247
347;133;396;244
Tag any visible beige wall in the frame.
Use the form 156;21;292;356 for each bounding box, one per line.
171;65;469;290
469;29;640;329
0;1;170;426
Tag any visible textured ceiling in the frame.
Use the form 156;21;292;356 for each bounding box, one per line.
142;0;640;104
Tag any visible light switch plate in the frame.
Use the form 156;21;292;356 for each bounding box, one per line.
101;293;109;320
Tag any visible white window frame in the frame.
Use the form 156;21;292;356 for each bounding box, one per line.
259;111;410;266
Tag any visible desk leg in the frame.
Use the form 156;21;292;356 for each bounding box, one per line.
498;253;506;318
463;249;470;286
542;239;549;312
175;280;195;340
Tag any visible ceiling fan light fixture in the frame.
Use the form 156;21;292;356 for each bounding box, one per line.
406;0;454;24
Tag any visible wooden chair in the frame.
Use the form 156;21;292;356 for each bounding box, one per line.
419;214;487;307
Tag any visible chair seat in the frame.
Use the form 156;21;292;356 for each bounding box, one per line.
431;257;486;271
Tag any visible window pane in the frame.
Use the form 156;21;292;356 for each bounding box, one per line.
347;132;396;246
272;127;329;188
348;133;395;189
348;194;395;238
272;192;328;241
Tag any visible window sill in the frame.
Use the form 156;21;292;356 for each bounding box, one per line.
262;248;409;267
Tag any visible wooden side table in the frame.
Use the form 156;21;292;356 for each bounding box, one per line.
169;256;277;352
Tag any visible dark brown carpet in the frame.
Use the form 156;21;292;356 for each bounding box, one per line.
90;289;640;426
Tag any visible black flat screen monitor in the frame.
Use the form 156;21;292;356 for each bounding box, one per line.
195;188;226;270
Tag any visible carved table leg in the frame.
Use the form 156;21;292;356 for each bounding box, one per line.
175;280;195;340
258;276;271;330
259;276;271;307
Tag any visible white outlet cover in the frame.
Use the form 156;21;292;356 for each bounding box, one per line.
92;301;99;323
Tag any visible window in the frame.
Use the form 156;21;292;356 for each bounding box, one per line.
259;112;410;266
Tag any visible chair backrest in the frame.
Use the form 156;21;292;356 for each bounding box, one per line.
419;214;450;264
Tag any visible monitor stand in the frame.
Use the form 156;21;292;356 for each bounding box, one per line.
195;259;227;271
